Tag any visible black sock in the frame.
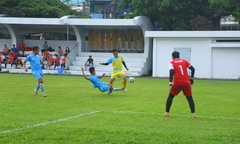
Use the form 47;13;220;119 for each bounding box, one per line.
186;96;195;113
166;93;175;113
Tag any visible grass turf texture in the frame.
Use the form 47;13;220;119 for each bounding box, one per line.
0;74;240;144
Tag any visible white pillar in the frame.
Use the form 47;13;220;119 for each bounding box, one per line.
4;24;21;47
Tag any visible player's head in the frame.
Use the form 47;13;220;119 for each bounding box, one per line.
89;67;95;75
112;49;118;58
32;46;40;55
172;51;180;59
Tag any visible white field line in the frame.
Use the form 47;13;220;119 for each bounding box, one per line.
0;111;102;134
105;111;240;120
1;110;239;134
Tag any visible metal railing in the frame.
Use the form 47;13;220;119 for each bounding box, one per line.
66;43;79;70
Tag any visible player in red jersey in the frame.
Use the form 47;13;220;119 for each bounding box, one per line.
47;54;55;69
54;55;60;70
163;51;196;118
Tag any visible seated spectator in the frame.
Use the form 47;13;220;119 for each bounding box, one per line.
54;55;61;70
48;47;55;52
57;46;63;57
61;54;67;69
3;44;9;56
47;54;55;69
0;54;2;71
11;44;19;54
43;50;50;61
65;47;70;55
5;53;15;68
15;58;23;69
18;40;26;55
42;41;49;54
85;55;94;69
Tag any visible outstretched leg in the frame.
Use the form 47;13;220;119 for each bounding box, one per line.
163;93;175;116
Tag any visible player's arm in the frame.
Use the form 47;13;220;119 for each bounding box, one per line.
100;58;112;66
81;67;90;80
122;61;129;70
41;60;50;66
99;62;109;65
98;73;106;79
169;63;174;90
188;65;195;84
23;60;28;72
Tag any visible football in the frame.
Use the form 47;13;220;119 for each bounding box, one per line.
129;77;135;83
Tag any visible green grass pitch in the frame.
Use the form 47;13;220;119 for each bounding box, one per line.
0;74;240;144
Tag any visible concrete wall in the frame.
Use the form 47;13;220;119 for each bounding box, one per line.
0;39;12;50
152;38;212;78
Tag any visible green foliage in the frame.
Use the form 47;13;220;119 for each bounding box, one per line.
0;0;81;18
117;0;240;30
0;74;240;143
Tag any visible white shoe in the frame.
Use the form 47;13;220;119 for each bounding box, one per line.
43;93;47;97
122;88;128;92
34;89;38;95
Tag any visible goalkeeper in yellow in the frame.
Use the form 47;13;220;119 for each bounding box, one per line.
99;49;129;92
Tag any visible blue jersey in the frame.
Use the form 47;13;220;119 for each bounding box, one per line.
25;54;42;73
89;75;103;88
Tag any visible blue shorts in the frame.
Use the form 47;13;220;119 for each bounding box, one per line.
98;82;110;92
32;71;43;80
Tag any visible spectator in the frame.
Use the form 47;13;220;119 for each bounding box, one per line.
5;53;15;68
57;46;63;57
11;44;19;56
42;41;49;54
61;54;67;69
19;40;26;55
47;54;55;69
3;44;9;56
85;55;94;70
54;55;61;70
0;54;2;71
65;47;70;55
15;58;23;69
43;50;50;61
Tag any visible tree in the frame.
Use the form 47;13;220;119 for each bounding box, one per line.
116;0;211;30
116;0;240;30
0;0;80;18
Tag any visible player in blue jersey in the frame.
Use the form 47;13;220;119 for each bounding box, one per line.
81;67;121;95
23;46;49;97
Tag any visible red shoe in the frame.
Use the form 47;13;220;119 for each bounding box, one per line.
192;115;197;118
163;113;169;117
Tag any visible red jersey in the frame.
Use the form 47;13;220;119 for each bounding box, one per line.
19;43;25;49
0;55;2;63
8;56;14;63
48;58;54;63
169;59;191;83
61;58;66;64
55;58;60;63
44;53;50;58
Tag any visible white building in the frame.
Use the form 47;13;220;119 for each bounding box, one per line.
146;31;240;79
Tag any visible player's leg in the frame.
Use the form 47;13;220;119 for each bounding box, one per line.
186;96;196;118
163;93;175;117
35;72;47;97
121;74;127;92
34;81;40;95
107;83;121;91
163;83;181;117
183;83;196;118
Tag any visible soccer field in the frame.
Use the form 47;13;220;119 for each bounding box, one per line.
0;74;240;144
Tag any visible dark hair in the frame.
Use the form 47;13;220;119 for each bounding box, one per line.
32;46;39;52
112;49;118;53
89;67;95;74
172;51;180;58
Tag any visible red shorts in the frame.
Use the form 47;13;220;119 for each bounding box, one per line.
170;82;192;96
